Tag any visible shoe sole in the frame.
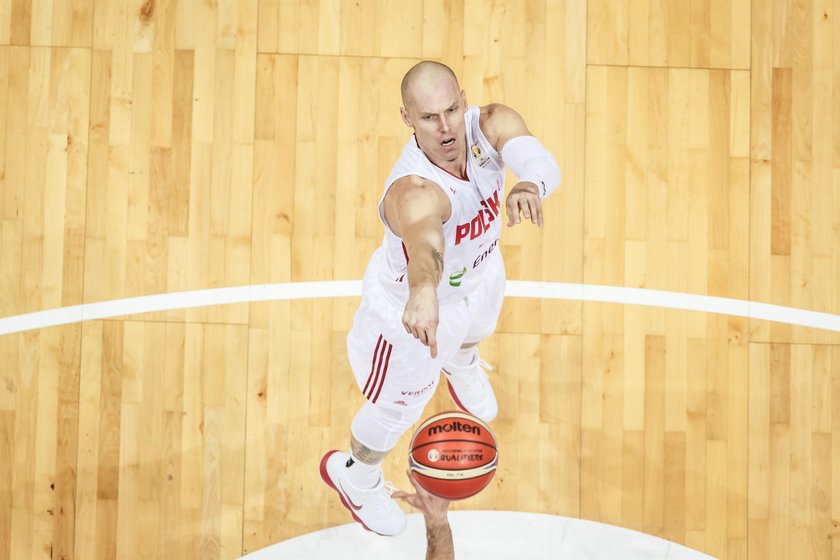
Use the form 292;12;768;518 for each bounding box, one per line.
319;450;395;537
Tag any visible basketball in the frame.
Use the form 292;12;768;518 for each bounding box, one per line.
408;411;498;500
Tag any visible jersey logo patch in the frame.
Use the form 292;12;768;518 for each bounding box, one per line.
470;142;492;168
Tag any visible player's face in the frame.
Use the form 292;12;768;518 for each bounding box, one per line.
401;78;467;165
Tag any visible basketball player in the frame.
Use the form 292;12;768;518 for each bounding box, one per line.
320;61;561;536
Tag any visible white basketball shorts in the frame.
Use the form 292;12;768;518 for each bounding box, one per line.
347;246;505;413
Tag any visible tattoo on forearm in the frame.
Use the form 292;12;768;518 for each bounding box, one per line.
432;249;444;279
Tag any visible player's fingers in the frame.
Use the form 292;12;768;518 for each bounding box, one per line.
520;197;531;221
536;199;544;227
393;492;419;508
505;197;518;226
528;198;540;225
510;200;523;226
428;330;438;359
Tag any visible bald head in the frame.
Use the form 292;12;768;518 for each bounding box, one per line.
400;61;460;110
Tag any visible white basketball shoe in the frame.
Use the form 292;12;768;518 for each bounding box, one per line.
442;349;499;422
319;450;407;537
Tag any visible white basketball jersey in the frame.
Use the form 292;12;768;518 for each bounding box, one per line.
375;105;506;305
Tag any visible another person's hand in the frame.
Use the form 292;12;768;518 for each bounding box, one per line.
394;470;455;560
505;181;543;228
402;286;440;358
393;469;451;524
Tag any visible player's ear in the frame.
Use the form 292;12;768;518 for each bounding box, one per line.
400;106;413;128
460;90;467;108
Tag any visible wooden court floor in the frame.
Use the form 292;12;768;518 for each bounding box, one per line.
1;1;839;558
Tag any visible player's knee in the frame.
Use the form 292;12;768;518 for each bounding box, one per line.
351;401;425;452
368;401;424;434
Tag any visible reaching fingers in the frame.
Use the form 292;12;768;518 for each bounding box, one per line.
393;491;419;508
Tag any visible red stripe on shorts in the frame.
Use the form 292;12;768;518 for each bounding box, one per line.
365;338;388;401
362;335;383;396
371;342;393;404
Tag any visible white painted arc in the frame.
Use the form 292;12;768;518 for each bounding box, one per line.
0;280;838;336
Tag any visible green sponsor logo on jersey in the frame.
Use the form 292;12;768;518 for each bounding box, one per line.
449;267;467;287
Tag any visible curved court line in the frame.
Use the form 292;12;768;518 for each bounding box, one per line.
0;280;837;336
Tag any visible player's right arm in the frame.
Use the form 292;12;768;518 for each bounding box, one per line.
382;175;452;359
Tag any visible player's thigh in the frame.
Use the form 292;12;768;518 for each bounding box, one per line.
347;293;468;409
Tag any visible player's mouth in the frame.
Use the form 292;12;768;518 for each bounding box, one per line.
441;137;456;149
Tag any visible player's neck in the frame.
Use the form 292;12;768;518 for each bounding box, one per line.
428;151;467;181
440;158;467;180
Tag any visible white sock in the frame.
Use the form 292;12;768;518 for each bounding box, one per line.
345;451;381;489
448;346;477;369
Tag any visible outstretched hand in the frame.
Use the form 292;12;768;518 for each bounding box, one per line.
505;181;543;228
393;469;451;522
402;285;440;358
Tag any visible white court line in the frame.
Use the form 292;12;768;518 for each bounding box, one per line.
0;281;838;336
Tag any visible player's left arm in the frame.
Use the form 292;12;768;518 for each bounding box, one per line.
483;103;562;228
